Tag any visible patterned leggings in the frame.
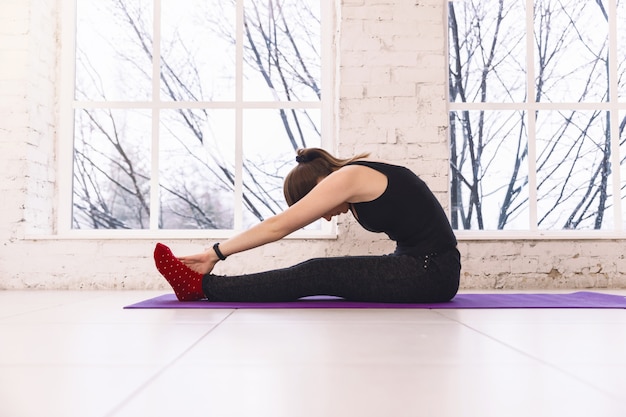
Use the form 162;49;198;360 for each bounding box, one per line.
202;248;461;303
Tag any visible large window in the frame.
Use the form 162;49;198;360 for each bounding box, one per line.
60;0;331;236
448;0;626;234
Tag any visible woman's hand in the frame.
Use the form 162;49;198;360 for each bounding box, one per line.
178;250;219;275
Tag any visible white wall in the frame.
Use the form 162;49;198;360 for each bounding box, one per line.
1;0;624;290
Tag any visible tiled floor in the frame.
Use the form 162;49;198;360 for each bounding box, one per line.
1;290;626;417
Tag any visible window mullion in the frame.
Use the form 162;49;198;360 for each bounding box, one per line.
150;0;162;230
608;0;622;230
319;0;335;236
59;0;78;233
526;0;538;230
233;0;245;230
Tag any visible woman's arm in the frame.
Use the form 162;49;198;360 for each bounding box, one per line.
178;165;369;274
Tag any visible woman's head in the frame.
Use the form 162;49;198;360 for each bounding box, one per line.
283;148;369;206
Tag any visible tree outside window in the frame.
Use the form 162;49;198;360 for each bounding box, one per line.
448;0;626;232
70;0;324;231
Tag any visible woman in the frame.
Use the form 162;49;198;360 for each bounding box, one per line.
154;148;460;303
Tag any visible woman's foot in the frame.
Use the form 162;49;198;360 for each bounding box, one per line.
154;243;205;301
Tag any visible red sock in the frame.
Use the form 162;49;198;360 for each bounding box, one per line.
154;243;205;301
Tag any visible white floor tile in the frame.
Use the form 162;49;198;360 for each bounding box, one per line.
0;365;156;417
0;291;233;325
566;363;626;400
1;290;625;417
439;307;626;324
109;362;626;417
0;322;217;366
225;307;452;323
0;290;105;319
175;321;536;366
450;321;626;365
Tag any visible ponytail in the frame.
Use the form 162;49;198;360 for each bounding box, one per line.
283;148;369;206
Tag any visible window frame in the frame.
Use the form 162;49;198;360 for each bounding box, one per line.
57;0;337;239
446;0;625;240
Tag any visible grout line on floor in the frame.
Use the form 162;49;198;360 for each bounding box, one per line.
101;309;237;417
0;292;111;322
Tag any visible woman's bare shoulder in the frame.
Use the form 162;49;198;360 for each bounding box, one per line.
334;163;388;202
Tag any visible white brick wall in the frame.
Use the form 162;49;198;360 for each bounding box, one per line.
1;0;30;244
0;0;624;290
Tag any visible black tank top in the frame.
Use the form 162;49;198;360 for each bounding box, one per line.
348;161;457;257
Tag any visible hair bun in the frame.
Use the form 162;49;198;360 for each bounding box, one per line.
295;154;310;163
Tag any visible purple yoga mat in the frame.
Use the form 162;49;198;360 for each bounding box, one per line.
124;291;626;309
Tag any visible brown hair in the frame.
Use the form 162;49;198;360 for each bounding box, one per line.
283;148;370;206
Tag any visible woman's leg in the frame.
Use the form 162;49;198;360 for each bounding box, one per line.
203;249;460;303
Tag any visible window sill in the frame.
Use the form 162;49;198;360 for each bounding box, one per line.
23;227;338;241
455;230;626;241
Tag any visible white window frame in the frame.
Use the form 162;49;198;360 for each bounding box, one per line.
447;0;625;240
57;0;337;239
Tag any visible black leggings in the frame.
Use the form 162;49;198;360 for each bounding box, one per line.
202;248;461;303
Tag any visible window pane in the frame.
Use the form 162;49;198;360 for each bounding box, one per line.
534;0;609;103
160;0;236;101
536;110;613;230
449;110;529;230
242;108;321;227
75;0;153;101
159;110;235;229
72;109;151;229
448;0;526;103
619;0;626;102
243;0;321;101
